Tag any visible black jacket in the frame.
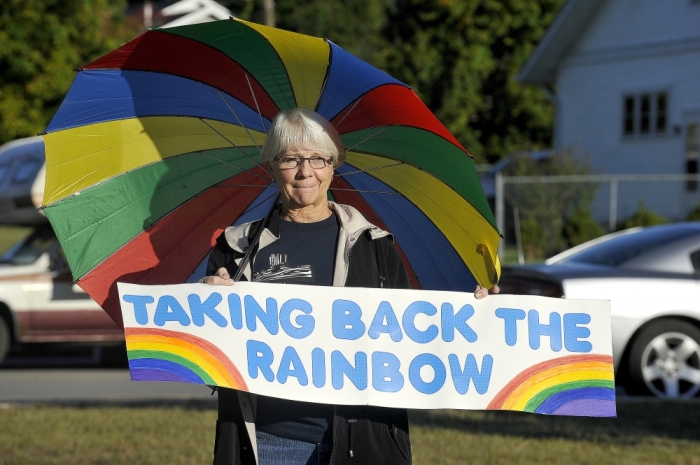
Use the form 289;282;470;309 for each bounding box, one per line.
209;203;412;465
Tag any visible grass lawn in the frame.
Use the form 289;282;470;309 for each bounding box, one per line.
1;400;700;464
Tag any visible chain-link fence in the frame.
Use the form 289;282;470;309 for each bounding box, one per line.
493;172;700;263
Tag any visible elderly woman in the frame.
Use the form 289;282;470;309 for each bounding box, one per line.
203;108;497;465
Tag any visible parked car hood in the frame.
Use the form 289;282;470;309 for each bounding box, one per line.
502;262;698;281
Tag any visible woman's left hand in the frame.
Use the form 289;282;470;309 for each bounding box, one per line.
474;284;500;299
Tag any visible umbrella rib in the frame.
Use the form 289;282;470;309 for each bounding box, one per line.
334;95;364;128
240;190;279;216
335;161;405;177
345;126;389;152
217;90;262;154
198;118;271;183
245;72;268;133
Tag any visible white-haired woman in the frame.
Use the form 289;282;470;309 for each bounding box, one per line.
203;108;497;465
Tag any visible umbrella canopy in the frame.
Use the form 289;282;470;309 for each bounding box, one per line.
42;18;500;327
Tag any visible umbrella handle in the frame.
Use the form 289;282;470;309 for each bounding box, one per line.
233;192;281;282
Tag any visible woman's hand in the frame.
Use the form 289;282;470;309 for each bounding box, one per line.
474;284;500;299
199;267;235;286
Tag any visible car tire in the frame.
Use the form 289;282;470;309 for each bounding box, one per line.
627;319;700;398
0;317;10;366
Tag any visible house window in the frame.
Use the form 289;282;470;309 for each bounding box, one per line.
622;92;669;137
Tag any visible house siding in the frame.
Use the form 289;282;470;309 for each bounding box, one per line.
553;0;700;221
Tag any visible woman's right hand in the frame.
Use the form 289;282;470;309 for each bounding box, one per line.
200;267;235;286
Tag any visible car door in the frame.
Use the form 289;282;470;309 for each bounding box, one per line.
24;236;122;342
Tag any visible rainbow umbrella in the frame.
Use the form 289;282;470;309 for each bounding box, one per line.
42;18;500;327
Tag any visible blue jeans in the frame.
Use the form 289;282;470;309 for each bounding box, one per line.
256;430;332;465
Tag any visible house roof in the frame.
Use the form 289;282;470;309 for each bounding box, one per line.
518;0;606;84
161;0;232;28
127;0;232;29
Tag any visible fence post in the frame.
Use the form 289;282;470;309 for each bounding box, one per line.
495;171;505;257
609;178;618;232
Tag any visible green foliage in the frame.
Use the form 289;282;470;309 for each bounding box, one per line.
685;202;700;221
504;149;598;260
379;0;565;163
0;0;136;145
619;200;669;230
564;204;605;247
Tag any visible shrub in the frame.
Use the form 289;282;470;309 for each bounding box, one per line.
503;148;598;260
619;200;668;229
685;203;700;222
564;205;606;247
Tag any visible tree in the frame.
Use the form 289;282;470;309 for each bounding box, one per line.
380;0;565;163
232;0;390;65
0;0;136;145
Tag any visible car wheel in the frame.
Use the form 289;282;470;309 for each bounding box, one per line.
628;319;700;398
0;317;10;365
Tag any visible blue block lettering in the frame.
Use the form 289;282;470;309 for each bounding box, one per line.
371;351;404;392
368;301;403;342
331;350;367;390
528;310;562;351
448;354;493;395
312;348;326;388
279;299;314;339
123;294;154;325
332;300;365;340
408;354;446;394
153;295;191;327
276;346;309;386
441;303;477;342
495;308;526;346
227;293;243;329
245;296;279;335
403;301;438;344
246;340;275;382
188;292;227;327
564;313;592;353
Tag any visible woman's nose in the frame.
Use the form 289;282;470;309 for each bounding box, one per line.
297;160;314;176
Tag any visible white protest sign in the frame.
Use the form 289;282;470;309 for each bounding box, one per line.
118;282;615;417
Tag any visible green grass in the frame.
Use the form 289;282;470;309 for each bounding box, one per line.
1;400;699;464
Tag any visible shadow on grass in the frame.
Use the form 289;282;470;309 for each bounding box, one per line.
409;400;700;445
48;397;700;445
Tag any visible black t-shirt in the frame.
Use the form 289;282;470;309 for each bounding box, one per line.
252;212;338;444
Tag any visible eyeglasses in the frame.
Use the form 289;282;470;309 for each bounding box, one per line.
275;155;332;169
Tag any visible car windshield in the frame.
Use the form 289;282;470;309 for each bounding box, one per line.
0;224;57;265
558;225;700;267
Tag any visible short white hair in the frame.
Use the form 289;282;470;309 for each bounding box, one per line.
260;108;346;167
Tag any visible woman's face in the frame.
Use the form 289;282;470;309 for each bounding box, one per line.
270;148;334;212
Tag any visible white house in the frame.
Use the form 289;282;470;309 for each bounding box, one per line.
129;0;232;29
519;0;700;222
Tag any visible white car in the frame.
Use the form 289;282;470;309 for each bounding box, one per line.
0;136;123;365
0;224;123;364
499;223;700;399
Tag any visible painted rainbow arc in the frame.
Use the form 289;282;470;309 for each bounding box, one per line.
487;354;616;417
125;327;248;390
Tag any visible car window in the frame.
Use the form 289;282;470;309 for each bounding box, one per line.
0;163;11;183
0;224;57;265
691;249;700;274
11;160;41;184
559;225;700;267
